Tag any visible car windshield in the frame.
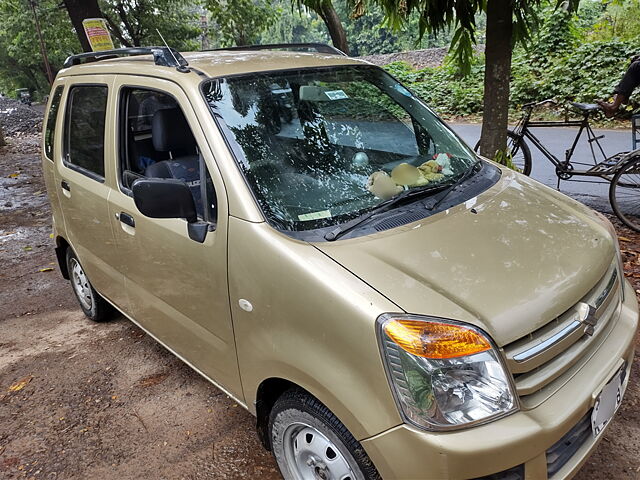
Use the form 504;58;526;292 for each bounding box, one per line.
202;65;478;231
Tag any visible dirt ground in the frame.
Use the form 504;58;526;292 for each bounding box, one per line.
1;135;639;480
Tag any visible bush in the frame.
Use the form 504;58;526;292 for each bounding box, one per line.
380;3;639;117
385;58;485;116
383;36;639;117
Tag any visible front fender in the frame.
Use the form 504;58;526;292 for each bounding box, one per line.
228;218;402;440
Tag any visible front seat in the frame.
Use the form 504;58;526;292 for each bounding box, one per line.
145;108;204;215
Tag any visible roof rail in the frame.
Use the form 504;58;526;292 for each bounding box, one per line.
63;46;189;70
210;43;347;56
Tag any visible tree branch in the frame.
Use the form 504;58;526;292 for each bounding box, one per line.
103;13;132;47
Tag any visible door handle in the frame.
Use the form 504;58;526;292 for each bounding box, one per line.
119;212;135;228
61;180;70;191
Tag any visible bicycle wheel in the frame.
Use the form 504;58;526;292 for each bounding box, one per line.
610;156;640;232
474;130;532;176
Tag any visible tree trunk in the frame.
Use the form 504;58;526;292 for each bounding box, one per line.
0;122;6;148
317;1;349;55
479;0;513;158
62;0;105;52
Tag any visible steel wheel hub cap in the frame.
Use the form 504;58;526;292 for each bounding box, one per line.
284;424;355;480
70;258;93;310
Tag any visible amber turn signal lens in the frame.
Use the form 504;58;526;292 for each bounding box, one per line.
383;319;491;359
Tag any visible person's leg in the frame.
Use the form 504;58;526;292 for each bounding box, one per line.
597;60;640;117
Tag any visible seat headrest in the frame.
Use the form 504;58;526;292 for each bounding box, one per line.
152;107;196;152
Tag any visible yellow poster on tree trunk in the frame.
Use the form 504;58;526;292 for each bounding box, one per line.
82;18;114;52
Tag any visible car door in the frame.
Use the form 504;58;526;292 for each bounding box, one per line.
106;76;242;400
54;77;127;309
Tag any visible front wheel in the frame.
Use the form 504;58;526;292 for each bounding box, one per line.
269;389;381;480
474;130;532;176
610;156;640;232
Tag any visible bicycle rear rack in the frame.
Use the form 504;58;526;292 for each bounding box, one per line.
587;150;640;176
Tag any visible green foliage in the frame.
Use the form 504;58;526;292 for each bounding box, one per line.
0;0;201;97
381;4;640;117
494;149;521;171
367;0;487;74
384;57;485;116
0;0;80;98
590;0;640;41
511;37;639;107
206;0;277;46
336;3;454;56
100;0;201;50
259;2;329;44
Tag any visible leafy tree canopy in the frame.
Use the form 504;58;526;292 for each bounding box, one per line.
0;0;79;97
99;0;201;50
205;0;277;47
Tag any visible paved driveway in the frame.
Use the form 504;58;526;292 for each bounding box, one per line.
452;123;636;213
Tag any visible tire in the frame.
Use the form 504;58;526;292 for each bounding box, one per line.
610;156;640;232
66;248;113;322
474;130;532;176
269;388;381;480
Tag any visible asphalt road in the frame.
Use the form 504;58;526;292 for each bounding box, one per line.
452;123;637;213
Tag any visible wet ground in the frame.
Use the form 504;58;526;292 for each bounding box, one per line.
1;135;639;479
0;136;280;479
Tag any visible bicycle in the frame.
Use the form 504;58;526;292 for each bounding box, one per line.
474;99;640;232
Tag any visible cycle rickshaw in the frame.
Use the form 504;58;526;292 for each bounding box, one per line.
475;100;640;231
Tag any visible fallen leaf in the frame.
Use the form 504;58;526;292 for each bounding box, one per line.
23;246;32;251
38;268;53;273
138;372;168;387
8;375;33;392
8;173;19;178
619;236;632;242
49;233;54;239
111;395;118;400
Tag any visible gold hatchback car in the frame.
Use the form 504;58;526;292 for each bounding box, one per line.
41;44;638;479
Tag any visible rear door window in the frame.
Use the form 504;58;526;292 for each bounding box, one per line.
44;86;64;161
64;85;108;180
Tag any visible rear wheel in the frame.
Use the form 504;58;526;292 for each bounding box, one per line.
66;248;112;322
269;388;380;480
610;157;640;232
474;130;532;176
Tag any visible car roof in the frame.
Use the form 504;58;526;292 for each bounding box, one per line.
59;50;369;79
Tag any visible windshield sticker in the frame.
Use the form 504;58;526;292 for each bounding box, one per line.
298;210;332;221
324;90;349;100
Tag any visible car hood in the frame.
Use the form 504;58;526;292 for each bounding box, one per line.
315;169;616;346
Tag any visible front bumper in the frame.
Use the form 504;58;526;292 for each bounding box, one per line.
362;279;638;479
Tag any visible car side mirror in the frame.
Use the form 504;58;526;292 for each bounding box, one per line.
131;178;208;243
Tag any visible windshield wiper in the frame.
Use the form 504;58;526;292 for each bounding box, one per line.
324;182;451;241
427;160;483;212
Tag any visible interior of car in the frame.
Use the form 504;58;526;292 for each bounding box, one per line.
120;88;215;222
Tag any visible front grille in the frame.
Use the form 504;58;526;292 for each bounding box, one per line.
546;411;592;478
503;263;622;407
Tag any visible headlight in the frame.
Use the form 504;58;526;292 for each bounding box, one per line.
378;314;518;431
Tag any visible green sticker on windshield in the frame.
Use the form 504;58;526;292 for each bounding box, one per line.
325;90;348;100
298;210;332;221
